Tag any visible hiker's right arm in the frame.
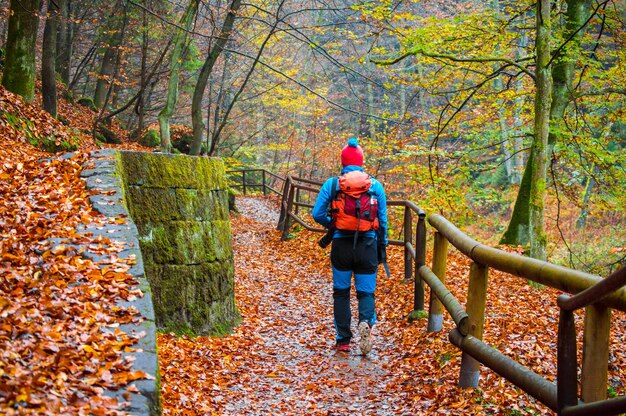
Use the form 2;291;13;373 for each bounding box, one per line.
312;178;334;228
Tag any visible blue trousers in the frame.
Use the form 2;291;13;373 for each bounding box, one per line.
330;237;377;344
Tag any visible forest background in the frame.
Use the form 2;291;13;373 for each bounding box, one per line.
1;0;624;275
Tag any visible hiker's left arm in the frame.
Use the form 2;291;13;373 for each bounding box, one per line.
374;180;388;246
312;178;333;228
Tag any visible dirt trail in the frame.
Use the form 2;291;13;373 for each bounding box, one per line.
159;196;546;415
228;197;402;415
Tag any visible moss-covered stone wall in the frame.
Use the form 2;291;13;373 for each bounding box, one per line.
117;151;240;336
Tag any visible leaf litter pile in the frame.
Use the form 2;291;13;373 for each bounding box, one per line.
159;196;626;415
1;85;152;414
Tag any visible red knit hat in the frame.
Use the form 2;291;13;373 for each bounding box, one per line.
341;138;364;166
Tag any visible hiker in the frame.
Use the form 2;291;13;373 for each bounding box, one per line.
312;138;388;355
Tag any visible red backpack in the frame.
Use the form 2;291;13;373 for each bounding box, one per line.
330;171;379;232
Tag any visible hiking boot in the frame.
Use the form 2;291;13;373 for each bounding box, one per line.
358;321;372;355
336;343;350;352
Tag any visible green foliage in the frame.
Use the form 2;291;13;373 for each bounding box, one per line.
96;124;120;144
407;310;428;322
140;129;160;148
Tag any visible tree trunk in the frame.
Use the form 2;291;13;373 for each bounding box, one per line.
190;0;242;156
136;4;149;134
529;0;552;261
93;1;126;109
42;0;60;117
549;0;592;146
55;0;71;85
501;0;591;247
2;0;42;103
576;166;595;229
158;0;199;153
500;153;532;245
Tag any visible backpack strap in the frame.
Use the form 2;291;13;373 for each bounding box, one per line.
327;176;339;225
330;176;339;201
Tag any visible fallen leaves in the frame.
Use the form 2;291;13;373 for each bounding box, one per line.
158;196;626;415
0;86;151;414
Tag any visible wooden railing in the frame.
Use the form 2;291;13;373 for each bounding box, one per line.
226;168;285;196
228;168;626;416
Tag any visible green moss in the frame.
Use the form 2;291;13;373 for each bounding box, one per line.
77;97;96;111
118;151;239;336
140;129;160;148
1;112;77;152
408;310;428;322
127;186;179;223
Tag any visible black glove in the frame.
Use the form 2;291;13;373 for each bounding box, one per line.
377;243;387;264
318;228;334;248
376;226;387;264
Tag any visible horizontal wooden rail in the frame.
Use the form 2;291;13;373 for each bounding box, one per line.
558;266;626;312
449;329;559;412
418;265;468;335
428;214;626;312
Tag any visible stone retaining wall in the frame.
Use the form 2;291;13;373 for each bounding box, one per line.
116;151;240;336
80;149;160;415
80;149;240;415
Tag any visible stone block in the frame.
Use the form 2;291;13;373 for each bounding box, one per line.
118;151;227;190
126;186;179;223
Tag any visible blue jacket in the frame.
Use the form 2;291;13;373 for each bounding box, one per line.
312;165;388;245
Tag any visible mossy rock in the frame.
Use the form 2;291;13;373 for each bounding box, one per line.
77;97;96;111
172;132;193;154
96;124;121;144
147;263;240;335
140;129;160;148
61;88;74;103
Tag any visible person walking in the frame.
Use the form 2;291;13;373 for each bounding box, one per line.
312;138;388;355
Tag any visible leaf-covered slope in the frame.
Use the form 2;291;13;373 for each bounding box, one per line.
0;85;152;414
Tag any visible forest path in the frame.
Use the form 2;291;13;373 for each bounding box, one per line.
157;196;525;415
218;196;399;414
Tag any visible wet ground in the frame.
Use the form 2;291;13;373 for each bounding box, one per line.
227;197;407;415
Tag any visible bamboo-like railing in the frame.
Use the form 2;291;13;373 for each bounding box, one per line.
228;168;626;416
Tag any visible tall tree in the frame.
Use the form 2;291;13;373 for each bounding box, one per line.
2;0;42;102
158;0;199;153
55;0;71;85
501;0;593;248
528;0;552;261
42;0;61;117
93;0;127;109
190;0;242;155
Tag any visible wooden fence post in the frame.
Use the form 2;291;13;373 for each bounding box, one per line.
242;170;247;195
428;232;449;332
459;262;488;388
281;179;296;241
404;207;413;282
277;177;290;231
557;306;578;411
581;304;611;403
414;212;426;312
262;170;267;195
